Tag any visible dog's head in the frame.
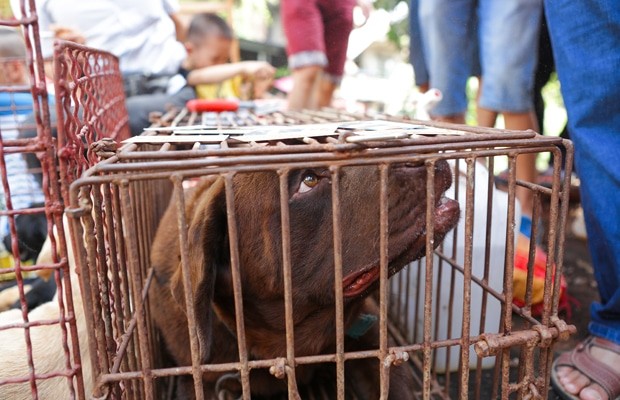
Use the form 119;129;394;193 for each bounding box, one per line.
168;161;459;362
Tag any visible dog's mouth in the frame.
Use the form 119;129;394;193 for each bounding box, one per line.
342;194;459;298
342;266;381;298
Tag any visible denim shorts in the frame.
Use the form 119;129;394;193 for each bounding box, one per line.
418;0;542;116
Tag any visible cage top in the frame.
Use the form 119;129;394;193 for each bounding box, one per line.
127;106;541;148
68;107;566;196
131;119;470;145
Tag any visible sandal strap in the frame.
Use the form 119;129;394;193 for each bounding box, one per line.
590;336;620;357
555;337;620;399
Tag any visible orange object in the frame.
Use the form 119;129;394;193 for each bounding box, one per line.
512;235;568;317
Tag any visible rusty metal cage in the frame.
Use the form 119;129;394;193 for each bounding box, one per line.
0;1;130;398
65;112;575;399
53;40;131;195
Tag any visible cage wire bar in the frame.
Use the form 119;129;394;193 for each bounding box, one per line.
66;114;576;399
0;0;130;398
53;39;131;193
0;1;79;398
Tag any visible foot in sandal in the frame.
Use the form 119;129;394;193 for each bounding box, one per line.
551;336;620;400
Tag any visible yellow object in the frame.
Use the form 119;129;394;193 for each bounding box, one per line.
0;250;35;281
0;250;13;268
512;233;566;316
195;75;242;100
0;250;16;281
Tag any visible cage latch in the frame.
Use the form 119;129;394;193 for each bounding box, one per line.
475;333;503;357
269;357;288;379
384;349;410;367
551;316;573;342
475;322;577;358
532;324;554;348
90;138;118;160
524;382;542;400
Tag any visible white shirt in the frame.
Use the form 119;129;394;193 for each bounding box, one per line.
11;0;186;76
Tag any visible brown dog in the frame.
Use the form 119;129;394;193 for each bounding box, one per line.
149;161;460;398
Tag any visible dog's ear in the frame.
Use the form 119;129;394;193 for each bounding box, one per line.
170;178;227;363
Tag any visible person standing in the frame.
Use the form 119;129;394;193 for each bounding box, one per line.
11;0;187;97
545;1;620;399
281;0;356;110
418;0;544;269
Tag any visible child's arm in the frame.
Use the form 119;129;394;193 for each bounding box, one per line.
187;61;275;87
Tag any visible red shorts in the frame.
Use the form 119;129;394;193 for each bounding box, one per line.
282;0;355;80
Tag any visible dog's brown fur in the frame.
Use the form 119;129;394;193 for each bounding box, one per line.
149;162;460;398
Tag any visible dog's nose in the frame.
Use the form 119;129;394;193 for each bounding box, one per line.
434;159;451;174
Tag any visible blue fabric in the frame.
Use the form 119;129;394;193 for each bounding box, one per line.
126;85;196;136
0;92;56;117
0;92;34;116
477;0;542;113
545;0;620;344
346;313;377;339
520;215;533;238
408;0;429;86
418;0;542;117
418;0;476;117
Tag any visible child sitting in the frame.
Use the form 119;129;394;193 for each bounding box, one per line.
183;13;275;101
126;13;275;135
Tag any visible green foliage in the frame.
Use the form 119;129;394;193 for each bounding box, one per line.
275;66;290;79
373;0;399;10
541;72;564;109
465;77;479;125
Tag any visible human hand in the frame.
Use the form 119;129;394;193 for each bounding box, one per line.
242;61;276;81
51;25;86;45
252;75;274;99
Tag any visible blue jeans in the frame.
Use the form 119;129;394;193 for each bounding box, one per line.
408;0;428;86
125;85;196;136
418;0;542;117
545;0;620;344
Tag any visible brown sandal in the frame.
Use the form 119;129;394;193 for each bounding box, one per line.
551;336;620;400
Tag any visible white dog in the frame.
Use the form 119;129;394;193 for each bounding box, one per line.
0;221;92;399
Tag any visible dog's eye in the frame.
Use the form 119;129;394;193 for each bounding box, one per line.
299;172;320;193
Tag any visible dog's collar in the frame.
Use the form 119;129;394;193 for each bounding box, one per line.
346;313;378;339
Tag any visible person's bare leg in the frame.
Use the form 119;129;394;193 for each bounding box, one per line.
288;65;322;111
503;110;539;216
431;114;466;124
476;106;498;128
475;77;494;127
478;107;538;215
315;76;337;109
